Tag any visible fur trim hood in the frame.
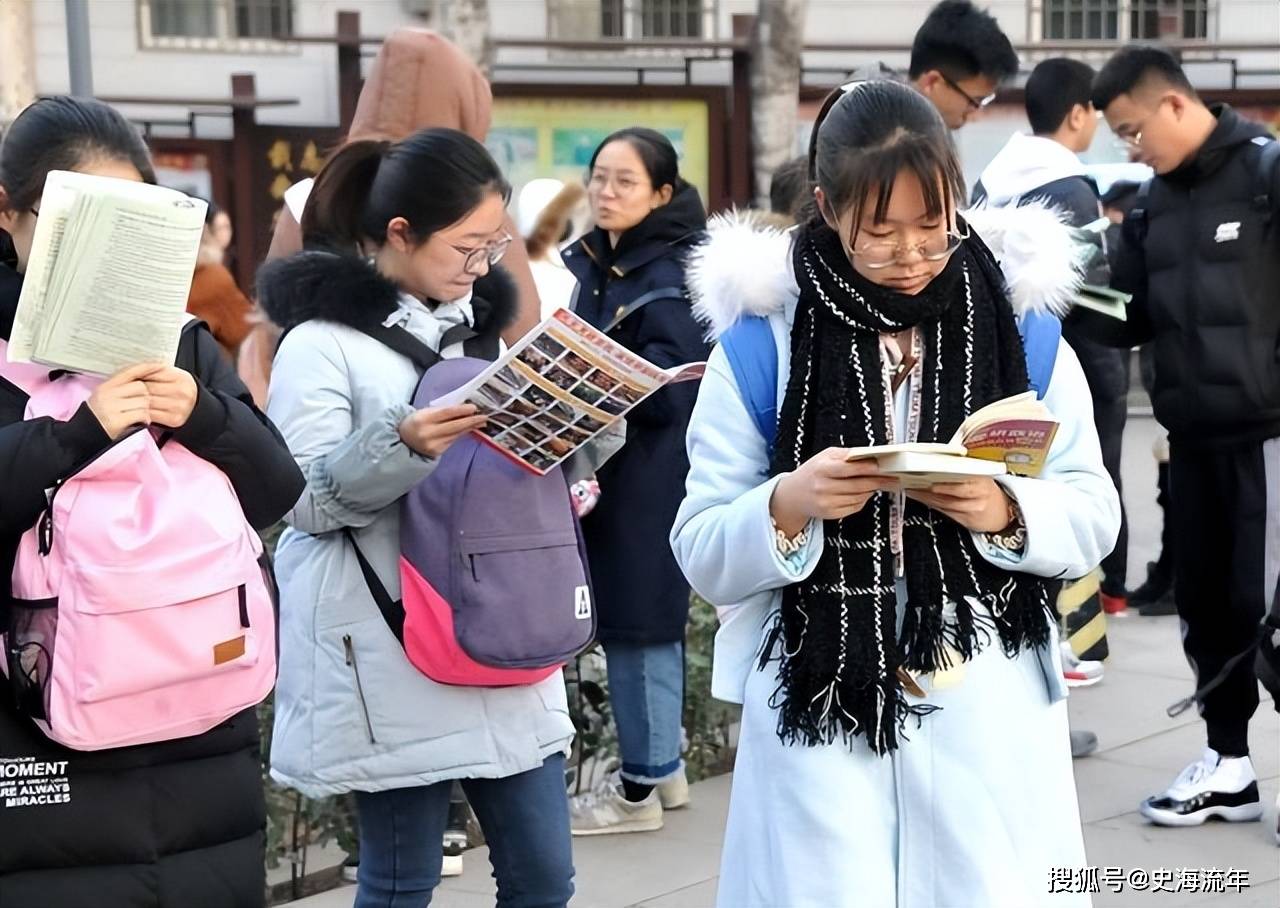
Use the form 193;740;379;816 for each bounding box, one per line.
256;250;519;338
687;204;1082;340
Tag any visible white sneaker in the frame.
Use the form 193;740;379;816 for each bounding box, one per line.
1060;641;1104;688
657;766;691;810
569;784;663;836
440;853;464;878
1140;747;1264;827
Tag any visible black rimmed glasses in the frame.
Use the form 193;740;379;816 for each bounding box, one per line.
939;73;997;111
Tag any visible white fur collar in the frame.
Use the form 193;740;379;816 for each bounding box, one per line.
687;204;1082;340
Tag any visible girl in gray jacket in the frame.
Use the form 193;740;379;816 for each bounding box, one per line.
260;129;575;908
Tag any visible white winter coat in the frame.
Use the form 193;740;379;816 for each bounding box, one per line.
670;209;1120;907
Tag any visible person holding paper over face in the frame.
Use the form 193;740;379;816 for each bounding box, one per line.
0;97;304;908
671;81;1120;907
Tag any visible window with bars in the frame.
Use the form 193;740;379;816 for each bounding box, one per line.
640;0;703;38
1041;1;1211;40
1129;0;1209;39
600;0;624;37
143;0;293;45
1042;0;1120;40
579;0;704;39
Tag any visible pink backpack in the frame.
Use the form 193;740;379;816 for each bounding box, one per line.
0;340;277;750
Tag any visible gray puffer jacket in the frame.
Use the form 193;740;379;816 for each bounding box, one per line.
259;253;575;798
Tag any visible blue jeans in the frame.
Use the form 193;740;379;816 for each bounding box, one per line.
353;755;574;908
603;640;685;784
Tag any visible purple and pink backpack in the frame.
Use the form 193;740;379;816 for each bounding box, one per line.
343;324;596;687
0;335;277;750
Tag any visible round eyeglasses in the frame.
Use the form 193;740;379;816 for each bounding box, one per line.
449;233;513;274
849;224;970;269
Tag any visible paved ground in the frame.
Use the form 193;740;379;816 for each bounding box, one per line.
291;416;1280;907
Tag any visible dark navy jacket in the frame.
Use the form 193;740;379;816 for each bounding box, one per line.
564;184;709;643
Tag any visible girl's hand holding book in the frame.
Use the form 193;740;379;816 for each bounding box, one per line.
143;366;198;429
770;448;899;536
398;404;488;459
906;479;1014;533
86;362;158;439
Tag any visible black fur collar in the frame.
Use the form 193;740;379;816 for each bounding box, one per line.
256;251;519;339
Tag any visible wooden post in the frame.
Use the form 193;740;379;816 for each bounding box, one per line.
336;10;362;133
229;73;258;292
729;14;755;207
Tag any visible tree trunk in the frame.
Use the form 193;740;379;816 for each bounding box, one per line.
0;0;37;122
437;0;494;77
749;0;808;209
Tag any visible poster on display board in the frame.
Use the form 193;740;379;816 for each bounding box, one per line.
487;97;712;208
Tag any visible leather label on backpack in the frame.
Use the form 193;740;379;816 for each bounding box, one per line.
574;586;592;620
213;635;247;665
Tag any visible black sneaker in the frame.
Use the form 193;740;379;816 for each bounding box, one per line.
1137;589;1177;617
1140;748;1264;827
1130;560;1172;608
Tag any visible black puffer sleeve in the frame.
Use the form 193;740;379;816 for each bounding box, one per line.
0;399;109;538
172;323;305;529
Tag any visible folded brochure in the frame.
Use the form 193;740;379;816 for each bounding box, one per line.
432;308;704;475
845;391;1058;486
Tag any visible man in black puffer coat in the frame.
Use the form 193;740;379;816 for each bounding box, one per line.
975;56;1132;617
1077;45;1280;834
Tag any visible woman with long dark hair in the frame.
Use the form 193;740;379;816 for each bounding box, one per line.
562;128;708;834
262;128;576;908
673;81;1119;906
0;96;303;908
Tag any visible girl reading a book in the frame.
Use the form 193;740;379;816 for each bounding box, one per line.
0;96;304;908
260;128;577;908
671;80;1121;907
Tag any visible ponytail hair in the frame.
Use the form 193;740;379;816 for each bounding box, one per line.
302;128;511;253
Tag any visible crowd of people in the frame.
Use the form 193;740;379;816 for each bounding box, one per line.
1;1;1278;907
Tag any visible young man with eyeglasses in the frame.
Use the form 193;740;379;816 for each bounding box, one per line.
1079;44;1280;839
907;0;1019;130
973;57;1121;758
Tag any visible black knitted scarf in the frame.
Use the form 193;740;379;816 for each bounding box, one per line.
766;218;1059;755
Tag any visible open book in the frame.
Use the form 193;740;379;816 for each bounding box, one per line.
7;171;207;376
1068;217;1131;321
432;308;705;475
845;392;1059;488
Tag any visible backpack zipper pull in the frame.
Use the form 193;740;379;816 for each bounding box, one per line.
38;509;53;556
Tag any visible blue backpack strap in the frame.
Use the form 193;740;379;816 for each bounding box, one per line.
718;316;779;453
1019;309;1062;401
720;311;1057;450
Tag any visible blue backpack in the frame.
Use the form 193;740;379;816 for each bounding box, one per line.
719;309;1061;453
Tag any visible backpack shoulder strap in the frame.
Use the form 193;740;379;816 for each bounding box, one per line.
1251;137;1280;215
342;528;405;644
0;340;50;397
602;286;687;334
718;316;779;454
1124;177;1155;248
354;322;445;374
1019;309;1062;401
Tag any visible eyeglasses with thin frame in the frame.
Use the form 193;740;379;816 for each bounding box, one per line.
586;170;649;196
1112;97;1169;150
939;73;997;111
448;232;512;274
846;221;971;269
